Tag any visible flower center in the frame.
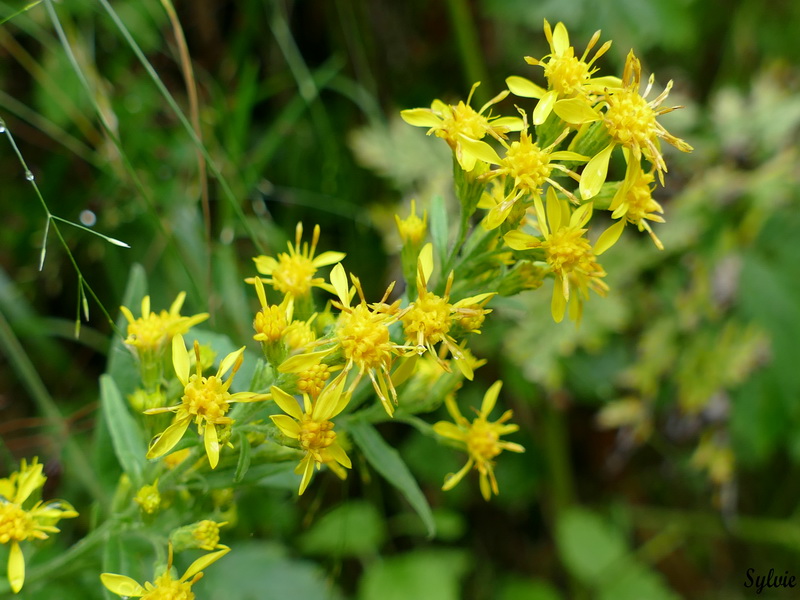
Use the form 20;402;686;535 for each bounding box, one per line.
253;306;287;343
0;502;34;543
545;227;594;274
283;321;316;352
127;312;174;350
337;305;392;369
438;102;488;146
625;177;662;224
182;375;230;423
544;53;589;96
297;363;333;398
456;305;487;333
193;520;221;550
144;573;194;600
298;415;336;460
604;89;657;149
272;254;316;297
402;294;452;348
502;135;553;194
466;420;502;462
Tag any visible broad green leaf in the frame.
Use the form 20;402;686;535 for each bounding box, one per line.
100;375;147;487
359;549;469;600
299;500;387;557
556;507;627;584
349;420;436;538
234;430;252;483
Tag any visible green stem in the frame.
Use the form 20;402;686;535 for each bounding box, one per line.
444;0;489;102
0;309;109;508
541;398;575;515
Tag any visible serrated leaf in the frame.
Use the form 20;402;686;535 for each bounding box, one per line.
100;375;147;487
349;420;435;538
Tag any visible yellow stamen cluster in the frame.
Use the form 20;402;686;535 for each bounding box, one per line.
192;520;223;551
544;226;595;274
501;131;554;194
298;414;337;461
134;482;161;515
253;304;288;343
297;362;333;398
402;292;452;350
337;304;394;371
0;504;34;544
121;293;208;353
183;374;232;424
604;88;657;151
543;52;590;96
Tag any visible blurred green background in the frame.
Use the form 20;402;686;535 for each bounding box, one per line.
2;0;800;598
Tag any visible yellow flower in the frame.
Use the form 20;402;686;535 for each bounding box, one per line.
401;82;524;171
692;434;734;486
134;480;161;515
100;543;229;600
249;223;345;300
401;244;494;380
595;159;665;254
395;199;428;246
0;457;78;594
433;382;524;500
270;372;352;495
505;188;608;322
252;277;293;344
120;292;209;353
458;112;588;229
145;336;268;469
328;263;409;417
580;50;693;199
507;19;618;125
170;519;228;552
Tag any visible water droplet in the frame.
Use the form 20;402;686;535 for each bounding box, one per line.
79;209;96;226
25;170;34;181
0;122;6;133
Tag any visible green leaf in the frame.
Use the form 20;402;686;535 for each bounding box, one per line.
359;549;469;600
429;195;449;269
100;374;147;487
234;431;252;483
349;420;436;538
299;500;387;557
556;507;627;585
107;263;147;397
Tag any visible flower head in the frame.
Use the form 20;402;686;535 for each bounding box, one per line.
401;244;494;380
505;188;608;322
134;480;161;515
249;223;345;300
328;263;409;416
401;82;524;171
270;372;352;495
433;382;524;500
145;336;268;468
101;543;229;600
0;457;78;593
120;292;208;353
507;19;617;125
395;199;428;246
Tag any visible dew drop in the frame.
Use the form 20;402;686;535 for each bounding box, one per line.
25;170;34;181
79;209;97;226
0;122;6;133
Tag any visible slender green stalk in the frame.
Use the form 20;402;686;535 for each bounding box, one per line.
0;309;108;507
445;0;490;103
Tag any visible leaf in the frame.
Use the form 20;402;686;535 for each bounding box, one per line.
429;195;449;270
99;375;147;487
349;420;436;538
299;500;387;557
234;430;252;483
359;549;469;600
556;507;627;585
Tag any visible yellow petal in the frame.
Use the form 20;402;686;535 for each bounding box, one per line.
9;541;25;593
550;150;589;162
146;417;191;460
418;243;434;288
278;349;332;373
253;255;277;275
218;347;245;378
484;196;517;230
453;353;474;380
119;305;135;324
298;455;315;495
270;386;304;420
457;135;502;165
391;355;419;387
579;143;613;200
594;219;626;256
172;334;190;386
100;573;147;597
553;98;599;125
442;459;473;491
400;108;442;128
181;546;231;582
535;193;549;237
329;263;350;308
168;291;187;315
505;75;545;99
141;295;151;319
204;424;220;469
313;251;347;268
551;22;570;55
532;90;557;126
326;443;352;469
271;415;301;438
491;116;525;131
433;421;466;441
481;380;503;416
503;230;536;251
570;202;593;229
546;190;563;232
551;278;567;323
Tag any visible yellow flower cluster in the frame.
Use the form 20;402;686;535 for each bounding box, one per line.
402;19;692;322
